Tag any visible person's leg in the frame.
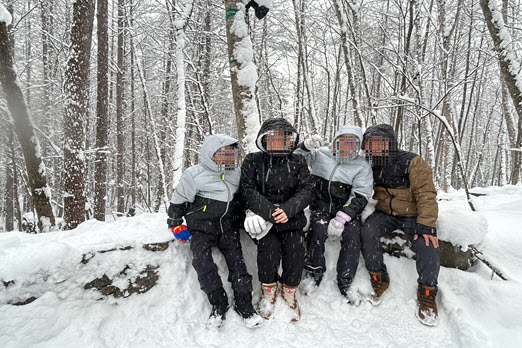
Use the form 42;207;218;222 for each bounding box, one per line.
256;230;282;284
217;229;253;293
360;211;399;273
190;230;223;294
337;217;362;292
304;211;330;283
400;217;440;287
280;230;306;287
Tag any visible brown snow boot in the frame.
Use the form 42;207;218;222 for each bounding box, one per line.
281;284;301;322
417;284;439;326
257;283;278;320
368;272;389;305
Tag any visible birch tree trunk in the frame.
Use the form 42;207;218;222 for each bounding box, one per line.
63;0;95;230
116;0;126;215
0;9;56;232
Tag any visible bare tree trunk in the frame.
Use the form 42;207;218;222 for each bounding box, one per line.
94;0;109;221
332;0;363;128
0;14;56;232
63;0;95;230
480;0;522;184
4;129;15;231
116;0;125;215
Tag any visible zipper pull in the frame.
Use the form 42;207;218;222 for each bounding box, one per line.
221;174;225;181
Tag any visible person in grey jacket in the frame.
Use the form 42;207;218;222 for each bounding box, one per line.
167;134;263;331
296;125;373;304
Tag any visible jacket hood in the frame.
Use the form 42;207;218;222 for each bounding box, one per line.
255;118;299;152
200;134;240;172
333;125;363;145
362;124;398;150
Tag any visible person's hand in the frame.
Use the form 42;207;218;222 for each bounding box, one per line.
414;234;439;248
327;211;351;236
272;208;288;223
244;210;268;234
304;135;326;150
170;225;191;243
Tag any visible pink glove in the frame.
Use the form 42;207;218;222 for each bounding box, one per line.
327;211;352;236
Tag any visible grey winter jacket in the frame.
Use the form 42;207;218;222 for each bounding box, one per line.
167;134;242;234
295;125;373;218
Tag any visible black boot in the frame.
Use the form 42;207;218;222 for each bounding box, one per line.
338;277;361;306
206;287;229;330
306;267;324;287
234;291;264;328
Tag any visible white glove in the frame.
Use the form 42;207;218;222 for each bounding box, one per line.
304;135;326;151
244;210;273;240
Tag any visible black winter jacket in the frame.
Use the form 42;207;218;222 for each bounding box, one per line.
240;118;315;232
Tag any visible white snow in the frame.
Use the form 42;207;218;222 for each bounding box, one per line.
0;4;12;26
1;185;522;346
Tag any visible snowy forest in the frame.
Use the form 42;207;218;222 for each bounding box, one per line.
2;0;522;346
0;0;521;233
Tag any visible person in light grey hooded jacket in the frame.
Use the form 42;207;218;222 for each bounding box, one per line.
296;125;373;303
167;134;263;330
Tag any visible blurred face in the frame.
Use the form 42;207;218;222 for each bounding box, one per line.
364;137;390;157
335;135;360;160
264;129;293;155
213;145;239;170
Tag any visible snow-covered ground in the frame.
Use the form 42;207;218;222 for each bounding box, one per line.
1;185;522;347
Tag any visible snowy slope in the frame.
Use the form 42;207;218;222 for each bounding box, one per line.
1;185;522;348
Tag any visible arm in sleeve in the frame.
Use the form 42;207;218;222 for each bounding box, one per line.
280;157;316;219
409;156;438;234
167;170;197;226
340;162;374;219
239;153;278;223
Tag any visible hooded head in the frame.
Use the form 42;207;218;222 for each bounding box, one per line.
362;124;398;167
256;118;299;156
332;125;363;163
200;134;241;172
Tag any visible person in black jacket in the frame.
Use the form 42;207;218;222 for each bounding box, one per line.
167;134;263;331
240;118;315;322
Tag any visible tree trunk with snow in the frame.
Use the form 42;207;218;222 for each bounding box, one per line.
94;0;109;221
116;0;126;215
225;0;261;154
480;0;522;184
63;0;95;230
171;0;193;188
0;11;56;232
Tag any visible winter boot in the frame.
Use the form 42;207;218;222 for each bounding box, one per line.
416;284;438;326
257;283;278;320
368;272;389;306
206;287;229;331
281;284;301;322
234;291;264;329
301;268;324;295
338;278;361;306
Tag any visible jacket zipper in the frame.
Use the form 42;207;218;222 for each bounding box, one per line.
186;204;206;216
220;173;230;234
328;162;342;213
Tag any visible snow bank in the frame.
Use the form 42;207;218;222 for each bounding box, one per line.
1;187;522;347
0;4;12;26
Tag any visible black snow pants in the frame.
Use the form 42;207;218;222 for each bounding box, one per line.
257;228;305;287
305;211;362;287
360;211;440;286
190;229;253;294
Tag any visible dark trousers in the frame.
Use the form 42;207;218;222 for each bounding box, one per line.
190;229;253;294
257;229;305;287
305;211;362;286
361;211;440;286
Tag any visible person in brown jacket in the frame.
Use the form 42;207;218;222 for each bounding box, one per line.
360;124;440;326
